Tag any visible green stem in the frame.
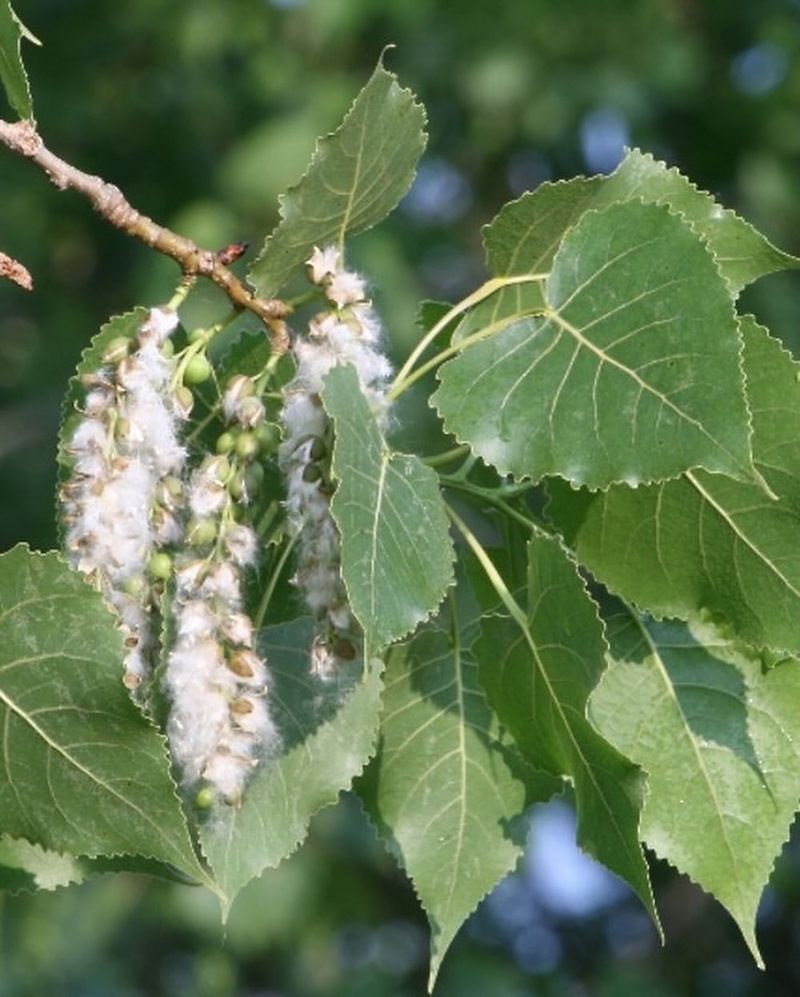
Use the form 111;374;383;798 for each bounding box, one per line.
441;476;539;532
389;273;548;398
423;444;470;468
388;305;546;401
254;531;299;629
445;503;528;631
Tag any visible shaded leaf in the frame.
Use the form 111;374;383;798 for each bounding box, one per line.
0;546;210;886
199;618;383;907
0;1;39;120
322;364;454;653
475;532;657;921
434;201;754;489
591;610;800;964
550;317;800;653
249;59;427;297
0;836;84;893
358;589;559;990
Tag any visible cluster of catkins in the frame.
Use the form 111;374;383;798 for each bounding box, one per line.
279;245;392;678
62;307;186;691
62;307;278;804
62;245;391;802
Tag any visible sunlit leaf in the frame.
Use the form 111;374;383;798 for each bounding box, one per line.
323;363;454;653
550;317;800;653
434;201;754;489
249;58;427;297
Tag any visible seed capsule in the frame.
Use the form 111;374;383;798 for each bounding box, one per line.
235;432;259;461
147;552;173;580
216;432;236;455
184;354;212;385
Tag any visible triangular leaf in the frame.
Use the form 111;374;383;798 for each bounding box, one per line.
323;363;455;653
591;609;800;965
0;1;39;120
249;58;427;297
0;545;211;887
604;149;800;295
550;317;800;654
474;531;657;923
434;201;754;489
358;587;559;990
199;618;383;908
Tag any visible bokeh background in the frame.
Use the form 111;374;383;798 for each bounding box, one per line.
2;1;800;994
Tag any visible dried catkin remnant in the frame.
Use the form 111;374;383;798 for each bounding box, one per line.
61;307;186;690
165;455;278;805
280;245;392;678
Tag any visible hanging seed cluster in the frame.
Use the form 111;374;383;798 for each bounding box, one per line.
279;245;392;678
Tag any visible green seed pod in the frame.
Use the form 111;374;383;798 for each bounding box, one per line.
147;552;173;580
195;786;216;809
228;470;246;501
255;422;281;454
225;373;255;399
187;326;208;344
184;354;212;385
102;336;131;365
302;462;322;484
187;517;217;547
164;476;184;499
122;573;147;598
309;436;327;461
160;338;175;359
235;432;259;461
174;385;194;418
245;462;265;490
216;431;236;455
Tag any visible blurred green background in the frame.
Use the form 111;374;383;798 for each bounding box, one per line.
2;1;800;994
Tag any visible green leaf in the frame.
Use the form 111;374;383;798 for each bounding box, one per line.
0;1;39;120
249;58;427;297
322;363;455;652
0;836;84;893
0;545;211;887
57;308;148;488
358;589;559;990
603;149;800;295
591;610;800;965
199;618;383;907
550;317;800;654
433;201;754;490
475;532;657;922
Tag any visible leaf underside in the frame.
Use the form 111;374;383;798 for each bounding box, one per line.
591;610;800;965
358;586;559;989
475;532;657;924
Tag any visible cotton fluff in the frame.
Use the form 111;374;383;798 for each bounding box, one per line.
280;245;392;678
165;455;278;804
61;307;186;689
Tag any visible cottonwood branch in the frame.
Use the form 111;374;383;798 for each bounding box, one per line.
0;119;289;350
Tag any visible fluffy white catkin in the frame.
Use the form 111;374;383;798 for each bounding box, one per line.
279;245;392;677
61;307;186;689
